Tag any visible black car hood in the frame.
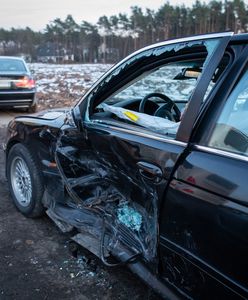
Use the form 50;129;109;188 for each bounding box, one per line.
14;108;69;128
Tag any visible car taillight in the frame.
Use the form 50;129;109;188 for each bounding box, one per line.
14;76;35;89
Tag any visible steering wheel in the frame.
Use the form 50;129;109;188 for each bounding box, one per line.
139;92;181;122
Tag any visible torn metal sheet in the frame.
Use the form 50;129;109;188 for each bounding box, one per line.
53;131;159;263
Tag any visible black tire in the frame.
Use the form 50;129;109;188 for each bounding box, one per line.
6;143;45;218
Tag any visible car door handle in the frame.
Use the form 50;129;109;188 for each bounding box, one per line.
137;161;163;182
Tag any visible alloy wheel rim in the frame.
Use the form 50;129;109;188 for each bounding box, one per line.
10;156;32;207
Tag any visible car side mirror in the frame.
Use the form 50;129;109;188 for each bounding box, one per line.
72;94;90;130
224;127;248;153
71;105;83;130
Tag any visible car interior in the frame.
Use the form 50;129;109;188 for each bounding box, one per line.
91;56;228;138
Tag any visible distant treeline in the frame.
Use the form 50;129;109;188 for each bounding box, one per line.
0;0;247;63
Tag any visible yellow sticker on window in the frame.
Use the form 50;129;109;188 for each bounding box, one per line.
124;111;139;122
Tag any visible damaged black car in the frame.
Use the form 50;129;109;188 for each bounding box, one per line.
4;32;248;299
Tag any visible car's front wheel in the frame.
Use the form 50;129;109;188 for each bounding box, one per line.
6;143;45;217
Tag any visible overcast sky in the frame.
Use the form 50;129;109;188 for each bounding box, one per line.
0;0;197;31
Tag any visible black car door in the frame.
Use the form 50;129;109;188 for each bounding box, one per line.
160;42;248;299
55;33;232;286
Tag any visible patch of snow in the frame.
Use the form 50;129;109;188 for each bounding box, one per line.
28;63;112;110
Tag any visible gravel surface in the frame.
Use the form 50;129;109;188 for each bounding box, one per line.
29;63;112;111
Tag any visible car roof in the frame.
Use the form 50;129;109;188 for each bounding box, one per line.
231;32;248;42
124;32;248;58
0;56;26;61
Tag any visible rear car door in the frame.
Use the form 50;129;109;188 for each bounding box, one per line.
160;41;248;299
55;33;232;293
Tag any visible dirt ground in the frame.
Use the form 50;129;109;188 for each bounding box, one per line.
0;126;161;300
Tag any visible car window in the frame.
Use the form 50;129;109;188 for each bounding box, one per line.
208;67;248;156
104;61;201;104
0;58;26;72
89;38;223;139
97;60;208;137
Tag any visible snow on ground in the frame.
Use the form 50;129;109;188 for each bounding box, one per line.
28;63;204;111
114;66;196;103
29;63;112;110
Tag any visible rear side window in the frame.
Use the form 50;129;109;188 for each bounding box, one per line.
0;59;26;72
208;67;248;156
